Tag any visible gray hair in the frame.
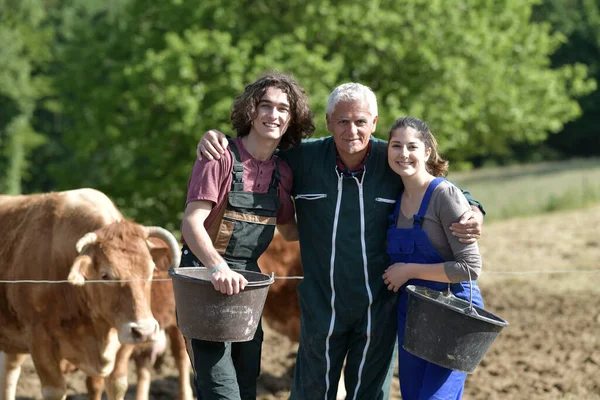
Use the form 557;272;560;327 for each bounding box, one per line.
326;83;378;117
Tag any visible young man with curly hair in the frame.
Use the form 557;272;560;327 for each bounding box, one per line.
180;72;315;400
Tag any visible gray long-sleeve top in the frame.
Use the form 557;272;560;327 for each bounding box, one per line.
395;180;482;282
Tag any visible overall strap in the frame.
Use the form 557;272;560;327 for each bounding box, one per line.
228;139;245;192
388;190;404;226
413;177;446;228
267;157;281;196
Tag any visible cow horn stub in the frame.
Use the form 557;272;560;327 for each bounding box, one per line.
144;226;181;268
76;232;98;253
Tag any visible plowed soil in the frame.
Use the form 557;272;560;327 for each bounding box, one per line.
11;206;600;399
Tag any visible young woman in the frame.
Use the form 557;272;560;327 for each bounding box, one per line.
383;116;484;400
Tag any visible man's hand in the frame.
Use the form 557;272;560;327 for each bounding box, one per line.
197;129;229;161
211;266;248;295
449;206;484;244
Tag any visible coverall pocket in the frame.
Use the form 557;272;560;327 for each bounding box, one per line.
387;238;415;257
224;217;276;260
294;193;328;200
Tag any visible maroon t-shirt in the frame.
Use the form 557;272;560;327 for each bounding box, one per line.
182;137;294;242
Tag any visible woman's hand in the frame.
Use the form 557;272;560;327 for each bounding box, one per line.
383;263;414;292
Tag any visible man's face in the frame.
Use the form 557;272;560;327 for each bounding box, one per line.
326;100;378;161
251;86;292;141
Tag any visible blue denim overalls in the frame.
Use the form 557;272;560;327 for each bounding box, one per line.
386;177;484;400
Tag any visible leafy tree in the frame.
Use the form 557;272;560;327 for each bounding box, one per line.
0;0;53;194
533;0;600;157
17;0;136;193
44;0;592;228
50;0;340;227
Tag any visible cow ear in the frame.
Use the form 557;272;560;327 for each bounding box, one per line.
68;255;92;286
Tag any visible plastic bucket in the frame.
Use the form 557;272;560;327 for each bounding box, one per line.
169;267;274;342
403;284;509;373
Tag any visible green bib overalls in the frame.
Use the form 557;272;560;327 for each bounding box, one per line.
181;139;281;400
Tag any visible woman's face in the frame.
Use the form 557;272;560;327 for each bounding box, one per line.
388;127;431;178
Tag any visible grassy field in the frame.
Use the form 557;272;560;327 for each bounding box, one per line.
448;158;600;221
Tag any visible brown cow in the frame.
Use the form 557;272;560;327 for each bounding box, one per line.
258;232;303;342
0;188;180;400
85;237;193;400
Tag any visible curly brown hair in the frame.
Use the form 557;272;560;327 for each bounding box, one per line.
231;72;315;151
389;116;449;177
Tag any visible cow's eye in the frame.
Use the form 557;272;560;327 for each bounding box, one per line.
100;272;110;280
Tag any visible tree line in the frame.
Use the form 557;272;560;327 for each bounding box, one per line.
1;0;598;229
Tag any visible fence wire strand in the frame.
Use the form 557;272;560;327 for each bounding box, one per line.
0;268;599;284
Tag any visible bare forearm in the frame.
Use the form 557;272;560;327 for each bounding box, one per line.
407;262;452;283
183;197;248;295
181;216;224;269
384;261;451;291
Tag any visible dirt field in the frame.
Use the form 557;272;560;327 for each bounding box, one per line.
10;205;600;399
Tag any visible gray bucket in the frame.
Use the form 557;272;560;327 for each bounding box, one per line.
169;267;274;342
404;284;509;373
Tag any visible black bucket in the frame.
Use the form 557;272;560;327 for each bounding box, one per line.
403;284;509;373
169;267;274;342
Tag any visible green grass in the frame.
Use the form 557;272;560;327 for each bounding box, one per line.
448;158;600;221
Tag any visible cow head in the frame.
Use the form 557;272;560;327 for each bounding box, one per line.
68;221;181;345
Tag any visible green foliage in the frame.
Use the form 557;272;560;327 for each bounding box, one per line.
50;0;343;227
533;0;600;157
0;0;53;193
4;0;593;229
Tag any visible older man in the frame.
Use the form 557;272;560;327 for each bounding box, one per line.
198;83;483;400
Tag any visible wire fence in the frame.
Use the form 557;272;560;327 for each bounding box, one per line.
0;268;599;284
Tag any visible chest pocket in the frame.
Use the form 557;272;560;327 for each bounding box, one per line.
375;197;396;204
228;192;280;215
295;193;328;201
387;237;415;257
216;191;280;267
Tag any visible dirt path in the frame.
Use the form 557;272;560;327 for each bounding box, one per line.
11;206;600;399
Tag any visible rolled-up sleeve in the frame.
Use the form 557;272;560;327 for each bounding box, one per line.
185;154;231;206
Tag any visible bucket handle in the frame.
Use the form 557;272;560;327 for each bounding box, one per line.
245;272;275;287
169;268;275;287
445;267;479;316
